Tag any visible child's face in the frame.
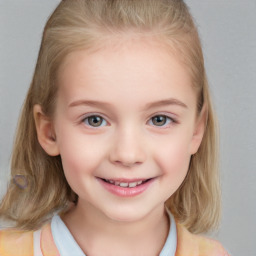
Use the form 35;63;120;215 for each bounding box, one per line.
48;39;204;222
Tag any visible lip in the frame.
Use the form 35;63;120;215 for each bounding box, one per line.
97;177;155;197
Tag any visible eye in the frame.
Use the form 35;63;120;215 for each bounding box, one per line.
149;115;173;127
83;115;107;128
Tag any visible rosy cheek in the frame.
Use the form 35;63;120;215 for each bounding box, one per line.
59;134;105;176
156;142;191;178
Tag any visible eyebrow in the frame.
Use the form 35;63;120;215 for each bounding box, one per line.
144;98;188;110
69;100;112;108
68;98;188;109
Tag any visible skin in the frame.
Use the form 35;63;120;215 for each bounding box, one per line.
34;38;205;256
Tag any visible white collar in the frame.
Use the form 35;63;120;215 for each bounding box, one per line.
49;208;177;256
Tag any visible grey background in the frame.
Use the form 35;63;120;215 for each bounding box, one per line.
0;1;255;255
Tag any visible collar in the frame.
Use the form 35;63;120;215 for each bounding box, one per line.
50;208;177;256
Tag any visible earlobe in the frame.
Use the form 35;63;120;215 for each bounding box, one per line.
190;105;207;155
33;104;60;156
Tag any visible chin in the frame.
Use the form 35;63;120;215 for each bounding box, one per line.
102;205;150;224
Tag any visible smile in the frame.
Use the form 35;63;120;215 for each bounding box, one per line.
103;179;150;188
98;178;155;197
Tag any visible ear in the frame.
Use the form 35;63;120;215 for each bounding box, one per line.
33;104;60;156
189;104;207;155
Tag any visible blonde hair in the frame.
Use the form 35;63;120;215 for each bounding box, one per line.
0;0;220;233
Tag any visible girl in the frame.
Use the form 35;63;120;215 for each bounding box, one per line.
0;0;230;255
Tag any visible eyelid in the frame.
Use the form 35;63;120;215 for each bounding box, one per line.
148;112;178;121
81;112;108;119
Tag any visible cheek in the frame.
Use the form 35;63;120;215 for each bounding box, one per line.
154;136;191;187
59;138;103;173
58;137;105;196
55;126;107;182
59;142;90;190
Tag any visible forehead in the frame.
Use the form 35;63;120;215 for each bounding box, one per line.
56;38;196;109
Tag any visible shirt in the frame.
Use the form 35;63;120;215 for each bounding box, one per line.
38;208;177;256
0;209;230;256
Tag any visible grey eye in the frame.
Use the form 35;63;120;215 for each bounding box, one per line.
84;116;107;127
150;115;172;127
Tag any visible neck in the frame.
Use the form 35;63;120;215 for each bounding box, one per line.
62;200;169;256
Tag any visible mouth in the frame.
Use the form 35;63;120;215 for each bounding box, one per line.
97;177;155;197
101;178;152;188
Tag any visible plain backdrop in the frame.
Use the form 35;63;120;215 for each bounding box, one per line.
0;1;255;255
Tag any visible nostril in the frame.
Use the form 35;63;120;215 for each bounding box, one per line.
109;139;147;166
114;160;142;168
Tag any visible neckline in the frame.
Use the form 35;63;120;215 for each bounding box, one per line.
50;208;177;256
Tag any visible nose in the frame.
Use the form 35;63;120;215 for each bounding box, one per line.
109;126;147;167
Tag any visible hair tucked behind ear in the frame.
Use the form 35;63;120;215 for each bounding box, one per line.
0;0;221;233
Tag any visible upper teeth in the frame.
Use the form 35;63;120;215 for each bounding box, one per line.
105;180;143;188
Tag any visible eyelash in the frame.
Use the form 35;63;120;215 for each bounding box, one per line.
81;113;177;129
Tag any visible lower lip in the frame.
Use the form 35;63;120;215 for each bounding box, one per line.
97;178;155;197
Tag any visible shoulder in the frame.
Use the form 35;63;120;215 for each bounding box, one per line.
0;222;59;256
0;228;33;256
175;223;230;256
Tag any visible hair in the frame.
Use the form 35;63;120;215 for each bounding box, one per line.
0;0;220;233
